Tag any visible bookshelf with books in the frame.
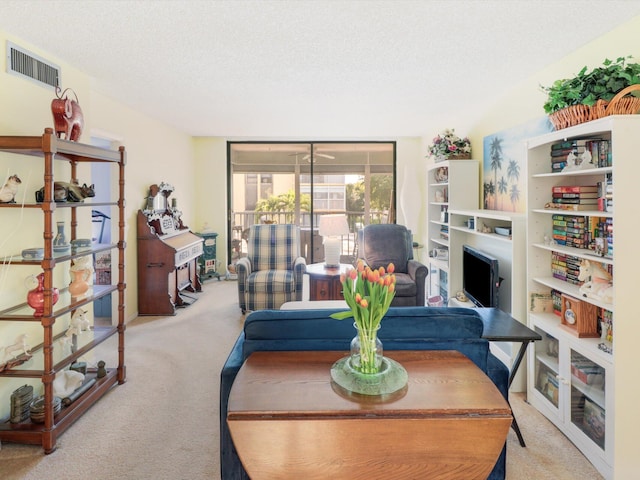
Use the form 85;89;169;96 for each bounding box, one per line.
425;160;479;305
525;115;640;479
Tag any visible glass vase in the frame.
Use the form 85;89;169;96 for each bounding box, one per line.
350;324;383;374
330;321;408;396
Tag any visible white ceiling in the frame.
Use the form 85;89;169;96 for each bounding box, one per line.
2;0;640;138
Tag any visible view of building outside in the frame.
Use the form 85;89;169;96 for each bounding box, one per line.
228;142;395;265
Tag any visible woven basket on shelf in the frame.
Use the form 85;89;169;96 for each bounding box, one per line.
548;104;593;130
600;84;640;117
447;153;472;160
549;84;640;130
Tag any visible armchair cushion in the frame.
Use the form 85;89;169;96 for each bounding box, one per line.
248;224;300;271
246;270;296;294
359;224;411;274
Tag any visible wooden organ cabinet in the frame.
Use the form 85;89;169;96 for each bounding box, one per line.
137;183;203;315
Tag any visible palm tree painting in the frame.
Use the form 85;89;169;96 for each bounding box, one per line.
482;117;553;212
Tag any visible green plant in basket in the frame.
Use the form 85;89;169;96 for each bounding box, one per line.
331;260;396;374
542;56;640;114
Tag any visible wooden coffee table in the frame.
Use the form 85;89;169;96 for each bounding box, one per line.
227;350;512;479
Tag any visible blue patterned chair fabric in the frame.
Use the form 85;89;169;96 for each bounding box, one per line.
236;224;306;313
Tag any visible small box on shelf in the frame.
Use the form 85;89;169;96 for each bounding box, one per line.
560;293;599;338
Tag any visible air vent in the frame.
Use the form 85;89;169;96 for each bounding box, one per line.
6;41;60;89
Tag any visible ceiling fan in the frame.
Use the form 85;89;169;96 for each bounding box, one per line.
289;151;335;161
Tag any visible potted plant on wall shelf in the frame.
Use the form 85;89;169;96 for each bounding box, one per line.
542;56;640;130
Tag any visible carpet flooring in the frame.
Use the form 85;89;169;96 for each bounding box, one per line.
0;280;603;479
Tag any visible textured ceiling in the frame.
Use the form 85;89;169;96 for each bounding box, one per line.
2;0;640;138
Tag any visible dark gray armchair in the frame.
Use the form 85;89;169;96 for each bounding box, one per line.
357;224;428;306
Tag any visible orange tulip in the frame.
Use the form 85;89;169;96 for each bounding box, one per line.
388;263;395;274
360;299;368;308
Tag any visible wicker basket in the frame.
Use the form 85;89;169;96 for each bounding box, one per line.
447;153;472;160
548;104;592;130
601;84;640;117
549;84;640;130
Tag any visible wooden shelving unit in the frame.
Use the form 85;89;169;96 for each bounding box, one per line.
0;128;126;453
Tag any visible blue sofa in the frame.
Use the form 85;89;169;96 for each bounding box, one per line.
220;307;509;480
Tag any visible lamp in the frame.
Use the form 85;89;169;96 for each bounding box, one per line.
318;215;350;268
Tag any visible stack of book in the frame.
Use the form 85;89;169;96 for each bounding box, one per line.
586;139;611;168
552;214;586;248
550;140;582;172
549;138;609;172
551;252;581;286
597;173;613;212
550;185;599;211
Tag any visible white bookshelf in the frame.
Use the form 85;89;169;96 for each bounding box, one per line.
525;115;640;479
425;160;479;305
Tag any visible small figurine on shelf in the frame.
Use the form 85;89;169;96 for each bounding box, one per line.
434;166;448;183
578;259;614;303
96;360;107;378
70;308;91;332
0;334;31;363
0;174;21;203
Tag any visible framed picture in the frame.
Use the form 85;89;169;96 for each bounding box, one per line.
482;117;553;212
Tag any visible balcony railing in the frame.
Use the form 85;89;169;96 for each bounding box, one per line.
230;210;390;264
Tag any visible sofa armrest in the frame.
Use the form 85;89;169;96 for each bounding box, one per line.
220;333;248;479
236;256;251;278
486;352;509;401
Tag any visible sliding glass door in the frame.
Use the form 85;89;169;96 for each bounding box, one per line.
228;142;395;266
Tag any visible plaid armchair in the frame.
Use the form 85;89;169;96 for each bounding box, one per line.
236;224;307;314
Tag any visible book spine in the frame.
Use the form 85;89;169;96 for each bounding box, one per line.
552;185;598;193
